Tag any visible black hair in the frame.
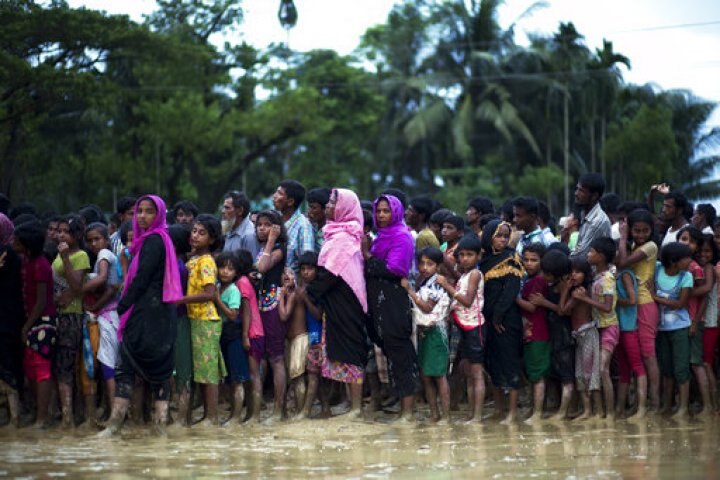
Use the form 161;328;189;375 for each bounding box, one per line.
699;233;719;264
627;208;655;238
360;200;374;212
79;204;106;226
547;241;571;256
537;201;551;225
380;188;407;209
255;210;288;244
660;242;692;269
578;173;606;197
523;242;546;258
416;246;444;265
664;191;688;211
279;180;306;211
696;203;717;227
541;249;571;277
119;220;133;245
215;251;241;277
467;196;494;216
14;221;45;258
478;213;500;232
619;201;648;216
362;209;373;231
174;200;199;218
117;196;137;215
678;225;704;247
236;249;255;276
168;223;191;256
299;251;319;267
600;193;621;215
429;208;453;227
409;195;436;222
590;237;616;264
9;202;36;221
456;234;482;254
570;258;593;289
0;193;9;215
223;191;250;218
194;214;223;252
500;199;515;223
306;188;331;208
60;214;86;244
12;213;38;227
443;215;465;232
513;196;538;216
86;222;109;240
109;212;122;228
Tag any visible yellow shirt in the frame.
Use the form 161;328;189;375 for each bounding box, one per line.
52;250;90;314
632;241;658;305
186;254;220;321
592;270;618;328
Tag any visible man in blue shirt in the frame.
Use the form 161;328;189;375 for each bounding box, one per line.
272;179;315;273
222;190;259;258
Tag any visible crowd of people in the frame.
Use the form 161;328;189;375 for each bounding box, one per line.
0;173;719;436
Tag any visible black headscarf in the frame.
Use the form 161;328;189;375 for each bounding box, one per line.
479;219;524;281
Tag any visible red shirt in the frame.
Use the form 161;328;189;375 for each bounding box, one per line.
22;255;56;318
522;274;549;342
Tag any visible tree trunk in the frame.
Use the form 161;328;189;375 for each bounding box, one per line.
600;117;607;179
589;118;596;172
563;94;570;214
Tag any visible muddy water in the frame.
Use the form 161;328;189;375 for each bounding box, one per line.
0;414;718;478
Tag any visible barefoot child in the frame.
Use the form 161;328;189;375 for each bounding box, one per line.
278;267;309;416
215;252;246;423
700;235;719;412
179;214;225;426
531;249;574;421
516;243;551;423
615;266;647;418
403;247;452;423
437;235;486;422
653;242;693;418
562;258;601;420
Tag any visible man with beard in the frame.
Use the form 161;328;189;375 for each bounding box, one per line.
222;190;259;257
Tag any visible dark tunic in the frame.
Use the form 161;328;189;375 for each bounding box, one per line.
306;267;367;368
0;246;24;389
365;257;419;397
546;289;575;384
117;234;176;383
481;253;524;390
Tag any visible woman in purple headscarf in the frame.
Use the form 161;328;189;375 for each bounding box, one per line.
363;194;419;421
100;195;183;436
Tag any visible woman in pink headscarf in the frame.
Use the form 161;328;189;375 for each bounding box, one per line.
305;188;368;419
100;195;183;436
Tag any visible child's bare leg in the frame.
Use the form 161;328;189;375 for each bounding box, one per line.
293;375;307;416
105;378;116;418
297;373;318;419
202;384;219;425
268;357;286;421
34;379;52;427
423;376;439;421
82;394;97;428
704;362;717;411
628;376;648;420
367;372;382;412
644;355;660;410
398;394;415;421
661;377;674;414
318;378;331;417
600;350;614;419
245;356;262;422
672;381;689;419
501;389;519;424
549;383;573;421
130;378;144;424
58;381;74;428
576;390;591;420
436;376;451;423
492;386;504;419
616;382;629;418
0;381;19;428
692;364;712;419
348;382;363;419
227;383;244;422
97;397;129;437
525;379;545;424
464;363;485;422
176;387;191;426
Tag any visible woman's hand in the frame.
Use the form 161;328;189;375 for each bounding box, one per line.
361;234;372;260
57;242;70;257
268;224;281;244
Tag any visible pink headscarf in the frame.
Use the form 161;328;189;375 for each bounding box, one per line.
0;213;13;247
318;188;367;313
118;195;183;340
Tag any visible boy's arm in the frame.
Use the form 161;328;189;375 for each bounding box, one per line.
516;296;536;313
691;264;713;297
278;289;296;322
437;271;480;309
214;289;239;320
83;259;109;293
179;284;216;304
654;287;691;309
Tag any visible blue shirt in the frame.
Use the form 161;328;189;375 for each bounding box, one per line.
284;209;315;273
224;216;259;258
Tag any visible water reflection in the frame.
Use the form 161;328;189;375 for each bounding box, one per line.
0;415;718;478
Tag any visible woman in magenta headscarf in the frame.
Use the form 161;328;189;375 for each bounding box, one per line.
100;195;183;436
306;188;368;419
363;194;419;421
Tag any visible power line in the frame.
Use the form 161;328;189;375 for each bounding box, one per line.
610;19;720;34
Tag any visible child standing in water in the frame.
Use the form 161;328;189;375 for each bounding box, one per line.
215;252;246;423
437;236;485;423
52;214;90;428
83;223;121;426
700;234;720;412
562;258;600;420
234;249;265;423
516;243;551;424
179;214;225;426
403;247;452;423
653;242;693;418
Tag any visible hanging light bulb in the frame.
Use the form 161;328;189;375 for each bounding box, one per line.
278;0;298;30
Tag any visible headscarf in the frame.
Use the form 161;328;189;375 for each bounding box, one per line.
318;188;367;313
118;195;183;340
0;213;13;247
479;219;524;280
370;195;413;278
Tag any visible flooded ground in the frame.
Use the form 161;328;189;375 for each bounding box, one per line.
0;409;718;479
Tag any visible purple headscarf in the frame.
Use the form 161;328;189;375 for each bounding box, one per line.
370;195;413;277
118;195;183;341
0;213;13;247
